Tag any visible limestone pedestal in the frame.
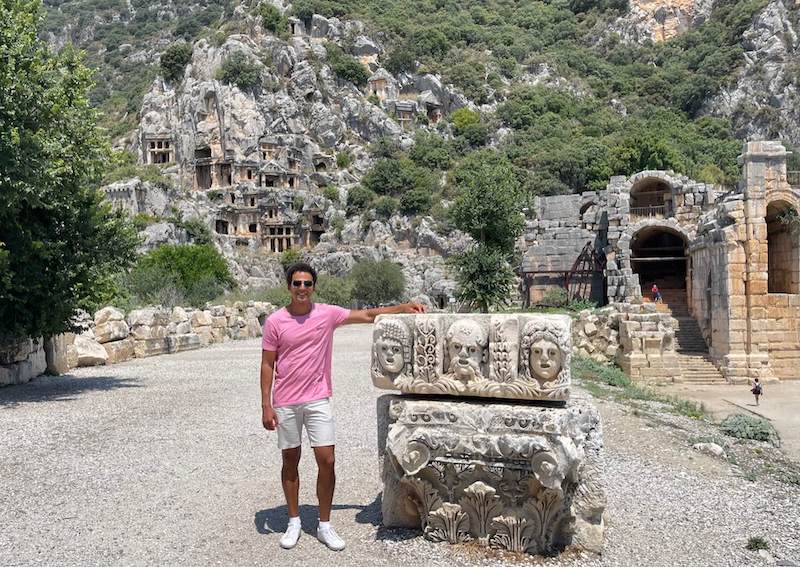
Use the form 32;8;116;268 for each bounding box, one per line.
377;394;605;555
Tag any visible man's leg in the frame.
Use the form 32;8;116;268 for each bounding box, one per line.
282;447;302;518
312;445;335;521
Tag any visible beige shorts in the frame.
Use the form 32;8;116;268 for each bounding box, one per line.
274;398;336;450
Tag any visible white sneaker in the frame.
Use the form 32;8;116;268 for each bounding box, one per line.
280;522;301;549
317;525;345;551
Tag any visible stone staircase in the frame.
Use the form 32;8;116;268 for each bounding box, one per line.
644;288;727;384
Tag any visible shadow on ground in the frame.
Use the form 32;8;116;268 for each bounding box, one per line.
255;494;420;541
0;375;142;407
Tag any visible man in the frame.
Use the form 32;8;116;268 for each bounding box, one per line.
260;262;425;551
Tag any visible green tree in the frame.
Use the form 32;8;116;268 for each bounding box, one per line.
409;131;454;170
449;245;516;313
350;260;405;305
258;3;287;34
450;151;523;250
346;185;376;216
326;44;369;87
160;42;193;82
216;52;262;91
449;151;524;312
0;0;139;340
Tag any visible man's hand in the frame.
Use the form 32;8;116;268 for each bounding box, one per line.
401;302;426;314
262;405;279;430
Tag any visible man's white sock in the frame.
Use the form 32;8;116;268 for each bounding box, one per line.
319;520;331;530
288;516;301;527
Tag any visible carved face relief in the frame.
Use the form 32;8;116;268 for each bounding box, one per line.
530;339;562;382
373;319;412;379
376;338;405;374
446;319;487;381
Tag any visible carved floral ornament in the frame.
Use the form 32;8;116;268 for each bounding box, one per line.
380;397;604;555
371;314;571;401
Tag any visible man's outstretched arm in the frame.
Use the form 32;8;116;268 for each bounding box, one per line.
343;302;426;324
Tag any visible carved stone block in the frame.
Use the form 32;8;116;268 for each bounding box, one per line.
378;395;605;555
371;314;571;402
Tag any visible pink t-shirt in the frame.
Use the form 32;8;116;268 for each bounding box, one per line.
262;303;351;407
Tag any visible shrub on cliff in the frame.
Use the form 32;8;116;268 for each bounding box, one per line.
216;52;262;91
160;42;193;82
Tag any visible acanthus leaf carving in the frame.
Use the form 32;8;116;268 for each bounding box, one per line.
489;514;537;553
459;481;504;539
425;503;471;544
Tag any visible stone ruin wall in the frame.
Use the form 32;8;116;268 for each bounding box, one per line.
0;302;275;387
688;141;800;382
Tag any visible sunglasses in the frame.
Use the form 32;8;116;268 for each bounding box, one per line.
291;280;314;288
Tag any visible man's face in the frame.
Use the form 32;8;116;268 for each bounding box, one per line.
376;338;404;374
288;271;315;304
447;321;485;380
530;338;562;381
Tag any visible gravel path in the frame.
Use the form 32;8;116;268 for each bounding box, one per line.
2;325;799;566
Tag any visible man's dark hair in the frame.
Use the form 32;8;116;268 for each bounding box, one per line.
285;262;317;286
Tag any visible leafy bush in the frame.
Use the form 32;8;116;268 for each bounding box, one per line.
374;196;399;218
251;285;292;306
280;248;301;269
315;275;354;306
450;108;481;134
336;151;352;168
127;244;234;308
330;215;345;238
362;158;436;200
346;185;376;216
160;42;192;82
322;186;340;202
721;414;780;446
176;218;212;246
350;260;405;305
409;131;454;170
216;52;262;91
449;244;516;312
122;263;185;309
539;288;569;308
384;47;415;74
257;3;287;34
746;536;769;551
326;44;369;87
399;188;432;215
572;356;632;387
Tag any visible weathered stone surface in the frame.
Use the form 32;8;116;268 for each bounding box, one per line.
103;337;136;364
44;334;71;375
134;338;171;358
378;395;605;555
372;314;571;402
94;320;131;344
94;306;125;326
191;311;214;327
75;335;108;366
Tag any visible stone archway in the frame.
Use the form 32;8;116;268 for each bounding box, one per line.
630;225;689;296
766;199;800;293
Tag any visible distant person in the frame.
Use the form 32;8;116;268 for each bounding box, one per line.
751;378;763;406
260;262;425;551
651;283;662;303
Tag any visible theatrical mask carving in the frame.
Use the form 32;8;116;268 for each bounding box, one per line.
530;338;563;382
372;318;413;386
445;319;487;382
519;321;570;389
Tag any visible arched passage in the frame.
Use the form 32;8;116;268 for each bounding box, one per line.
630;226;688;296
630;177;672;219
766;200;800;293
